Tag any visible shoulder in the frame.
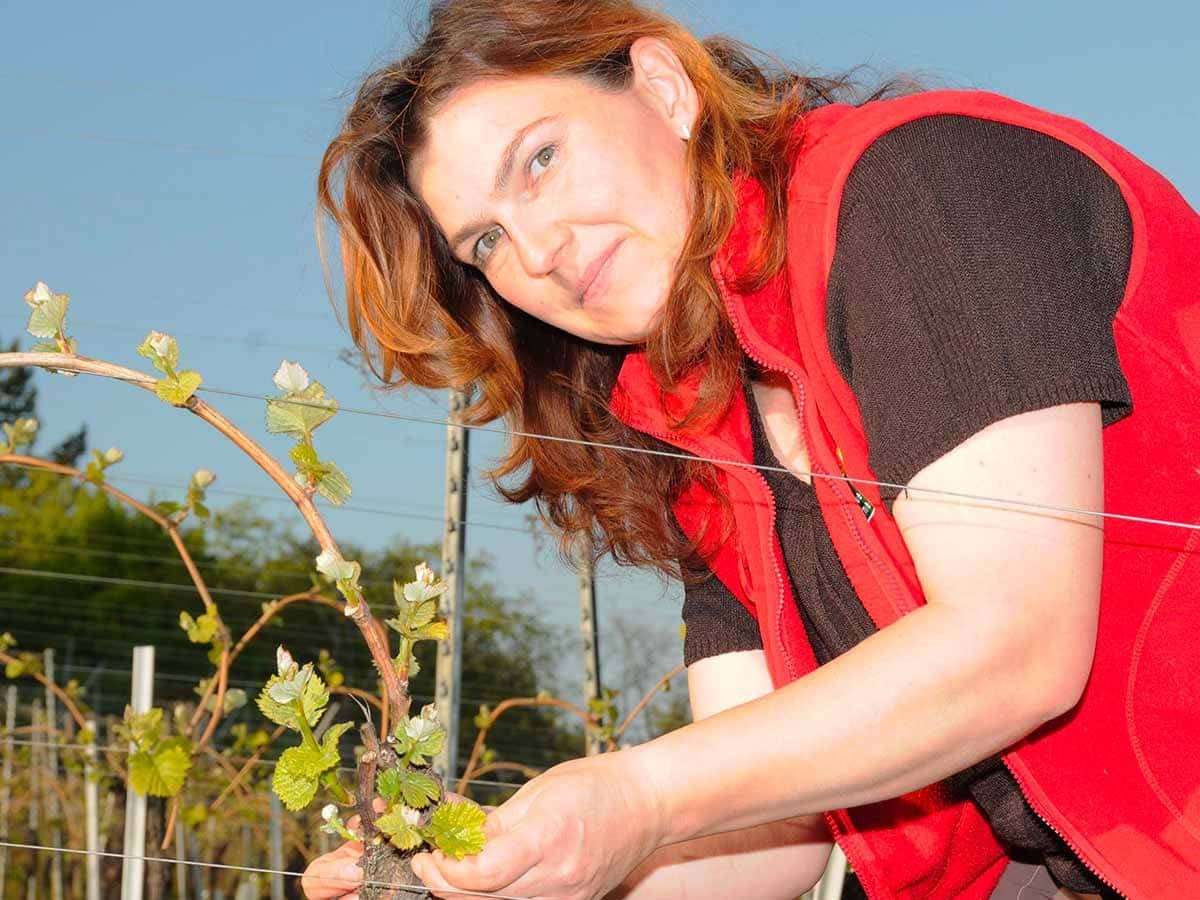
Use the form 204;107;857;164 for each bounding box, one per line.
840;110;1130;228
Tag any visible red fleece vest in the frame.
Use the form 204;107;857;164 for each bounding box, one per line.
609;91;1200;899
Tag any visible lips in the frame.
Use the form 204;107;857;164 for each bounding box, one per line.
578;239;623;306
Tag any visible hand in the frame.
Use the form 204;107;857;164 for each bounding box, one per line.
301;794;486;900
301;837;369;900
412;751;665;900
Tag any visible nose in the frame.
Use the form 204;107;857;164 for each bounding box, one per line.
507;208;570;279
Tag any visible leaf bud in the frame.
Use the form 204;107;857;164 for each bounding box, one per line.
147;331;173;358
24;281;54;308
103;447;124;465
272;359;310;394
276;645;297;678
414;561;436;585
191;468;216;489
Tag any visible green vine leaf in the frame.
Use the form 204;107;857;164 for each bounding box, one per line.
266;379;337;440
179;611;218;644
377;767;441;809
271;721;349;812
83;447;123;485
0;417;38;454
314;548;363;614
423;802;487;860
393;708;446;767
128;737;192;797
154;370;203;406
376;807;424;851
24;282;69;340
256;668;329;732
136;331;180;373
315;461;351;505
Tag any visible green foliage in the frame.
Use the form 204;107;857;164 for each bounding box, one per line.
320;803;359;842
0;417;38;454
265;372;336;441
137;331;202;406
256;666;330;732
290;444;352;506
128;737;192;797
317;649;344;689
3;650;42;679
424;802;487;860
272;721;349;812
179;610;219;644
24;282;70;342
377;766;441;809
115;707;193;797
83;446;123;484
376;807;424;851
154;372;203;405
588;687;621;743
267;361;353;507
181;802;208;829
392;707;447;768
314;547;363;613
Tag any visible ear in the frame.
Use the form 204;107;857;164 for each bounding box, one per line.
628;36;699;140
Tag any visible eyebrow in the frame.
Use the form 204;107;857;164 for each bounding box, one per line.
446;115;560;255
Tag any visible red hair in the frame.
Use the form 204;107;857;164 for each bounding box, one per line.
318;0;903;575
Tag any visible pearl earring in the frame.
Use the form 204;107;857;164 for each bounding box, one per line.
681;124;691;141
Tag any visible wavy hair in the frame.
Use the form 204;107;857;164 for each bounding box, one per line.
318;0;903;576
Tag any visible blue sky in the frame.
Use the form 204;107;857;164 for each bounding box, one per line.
2;1;1197;690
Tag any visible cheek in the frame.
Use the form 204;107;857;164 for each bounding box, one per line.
487;264;556;321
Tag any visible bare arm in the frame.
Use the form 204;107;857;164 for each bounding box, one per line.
417;403;1105;900
610;650;832;899
636;402;1104;842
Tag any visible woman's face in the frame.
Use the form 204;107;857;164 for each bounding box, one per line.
410;39;698;346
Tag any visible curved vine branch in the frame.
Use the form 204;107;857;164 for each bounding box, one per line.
0;649;89;732
0;351;405;716
456;695;606;795
611;663;686;744
0;452;231;746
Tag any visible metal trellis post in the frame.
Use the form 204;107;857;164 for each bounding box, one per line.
120;645;155;900
578;534;603;756
28;698;42;898
435;389;469;781
84;717;100;900
268;792;284;900
0;684;15;891
43;649;63;900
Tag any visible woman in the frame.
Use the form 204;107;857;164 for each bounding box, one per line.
303;1;1200;898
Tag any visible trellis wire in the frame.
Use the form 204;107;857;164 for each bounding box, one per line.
12;362;1199;533
0;839;530;899
3;738;527;791
190;379;1200;534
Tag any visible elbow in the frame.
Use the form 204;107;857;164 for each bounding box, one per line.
1022;639;1096;724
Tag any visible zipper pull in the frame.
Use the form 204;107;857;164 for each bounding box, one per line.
835;446;876;523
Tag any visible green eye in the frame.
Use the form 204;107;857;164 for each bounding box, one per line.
531;145;556;175
474;228;502;263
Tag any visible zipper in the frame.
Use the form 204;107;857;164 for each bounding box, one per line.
708;259;890;890
835;445;876;522
998;756;1125;897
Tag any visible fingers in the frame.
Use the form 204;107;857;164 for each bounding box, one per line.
300;841;365;899
414;824;543;894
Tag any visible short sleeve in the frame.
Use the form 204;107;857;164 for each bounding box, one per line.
681;571;763;666
825;115;1134;505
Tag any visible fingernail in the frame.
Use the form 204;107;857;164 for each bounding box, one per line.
339;861;362;880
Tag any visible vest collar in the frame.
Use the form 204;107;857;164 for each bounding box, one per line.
609;172;802;441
